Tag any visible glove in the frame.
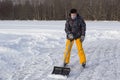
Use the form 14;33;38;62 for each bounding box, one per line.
80;36;85;42
68;33;74;41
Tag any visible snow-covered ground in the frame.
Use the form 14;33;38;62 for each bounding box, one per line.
0;21;120;80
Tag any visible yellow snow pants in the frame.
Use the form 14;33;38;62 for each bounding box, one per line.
64;38;86;64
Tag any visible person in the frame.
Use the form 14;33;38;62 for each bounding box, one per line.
64;9;86;68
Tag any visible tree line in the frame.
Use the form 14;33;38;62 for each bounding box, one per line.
0;0;120;20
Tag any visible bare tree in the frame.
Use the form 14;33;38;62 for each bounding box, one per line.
0;0;120;20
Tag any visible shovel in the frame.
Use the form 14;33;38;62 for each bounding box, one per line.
51;40;72;77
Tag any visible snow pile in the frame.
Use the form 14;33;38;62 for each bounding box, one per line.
48;74;67;79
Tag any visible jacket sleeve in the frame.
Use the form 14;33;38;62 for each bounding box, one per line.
80;17;86;36
65;20;71;34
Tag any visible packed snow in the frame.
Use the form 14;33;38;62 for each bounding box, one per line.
0;21;120;80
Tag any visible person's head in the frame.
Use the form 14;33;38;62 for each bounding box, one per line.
70;9;77;19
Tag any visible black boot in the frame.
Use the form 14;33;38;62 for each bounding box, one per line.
82;63;86;68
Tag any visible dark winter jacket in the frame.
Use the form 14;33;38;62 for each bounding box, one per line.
65;14;86;39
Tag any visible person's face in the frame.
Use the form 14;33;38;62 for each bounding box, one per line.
71;13;77;19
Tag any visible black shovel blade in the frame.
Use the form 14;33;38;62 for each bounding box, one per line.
52;66;70;76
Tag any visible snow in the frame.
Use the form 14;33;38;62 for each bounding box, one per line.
48;74;67;79
0;21;120;80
